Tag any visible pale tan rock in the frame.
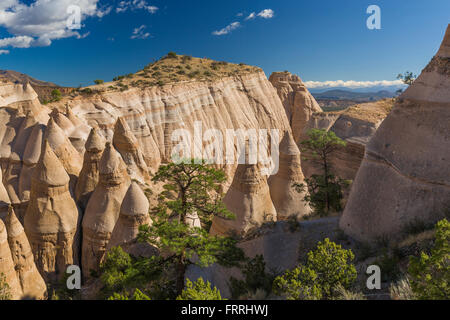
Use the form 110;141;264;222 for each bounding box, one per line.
5;206;47;299
0;218;23;299
75;128;105;211
268;132;311;220
0;169;10;221
24;140;80;283
210;163;277;237
107;181;155;257
18;123;45;208
44;117;83;191
269;72;322;144
340;24;450;241
64;106;91;154
113;117;151;183
2;112;36;207
82;142;130;278
301;99;393;181
51;71;293;188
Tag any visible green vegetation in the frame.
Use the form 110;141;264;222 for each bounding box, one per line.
0;273;11;300
138;160;243;295
397;71;417;86
51;89;62;101
408;219;450;299
108;289;151;300
94;79;104;85
177;278;225;300
229;255;277;299
105;54;260;91
99;246;176;300
294;129;348;216
166;51;178;59
273;238;357;300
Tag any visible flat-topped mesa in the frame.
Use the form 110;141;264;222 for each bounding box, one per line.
5;206;47;299
113;117;151;183
44;117;83;190
107;182;156;256
210;162;277;237
340;24;450;241
269;71;322;144
0;169;10;220
24;140;80;283
0;218;23;299
268;132;311;220
75;127;106;211
82;142;130;279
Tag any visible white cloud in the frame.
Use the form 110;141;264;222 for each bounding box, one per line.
212;22;241;36
0;0;109;49
0;49;9;55
131;25;150;39
245;12;256;20
116;0;158;14
303;80;406;89
0;36;34;48
257;9;274;19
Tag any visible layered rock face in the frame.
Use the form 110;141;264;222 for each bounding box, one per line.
52;107;91;154
268;132;311;220
57;71;291;168
5;206;47;299
24;141;80;283
340;25;450;241
210;163;277;237
107;181;155;257
0;218;23;299
301;99;393;181
113;117;151;183
82;143;130;278
75;128;105;211
269;72;322;144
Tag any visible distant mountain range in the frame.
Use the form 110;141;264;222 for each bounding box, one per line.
311;89;397;112
0;70;59;87
311;89;396;101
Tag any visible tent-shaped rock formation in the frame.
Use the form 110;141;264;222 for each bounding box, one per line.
268;132;311;220
210;163;277;237
340;24;450;241
0;218;23;299
82;142;130;278
107;181;156;257
5;206;47;299
75;127;105;211
113;117;151;183
24;141;80;283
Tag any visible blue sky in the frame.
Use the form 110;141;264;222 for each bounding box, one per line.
0;0;449;89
